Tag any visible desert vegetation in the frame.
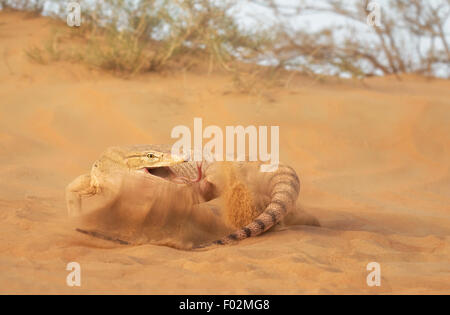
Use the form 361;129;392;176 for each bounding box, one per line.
2;0;449;82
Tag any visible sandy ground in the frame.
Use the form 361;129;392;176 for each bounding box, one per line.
0;12;449;294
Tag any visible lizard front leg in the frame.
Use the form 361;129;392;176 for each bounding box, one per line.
65;173;97;218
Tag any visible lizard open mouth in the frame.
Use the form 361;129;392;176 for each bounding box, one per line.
145;167;174;179
144;162;202;184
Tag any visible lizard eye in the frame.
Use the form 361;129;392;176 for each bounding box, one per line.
147;153;156;159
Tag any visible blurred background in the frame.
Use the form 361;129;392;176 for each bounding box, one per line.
1;0;449;82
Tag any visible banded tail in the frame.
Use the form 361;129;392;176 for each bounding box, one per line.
195;164;300;249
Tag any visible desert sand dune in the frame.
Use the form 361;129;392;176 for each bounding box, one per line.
0;12;449;294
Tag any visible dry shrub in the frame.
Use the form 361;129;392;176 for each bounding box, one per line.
18;0;449;86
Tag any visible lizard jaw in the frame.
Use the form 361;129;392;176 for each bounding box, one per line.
143;162;203;184
144;167;175;180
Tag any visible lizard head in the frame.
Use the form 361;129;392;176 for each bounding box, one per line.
125;149;184;170
95;145;186;181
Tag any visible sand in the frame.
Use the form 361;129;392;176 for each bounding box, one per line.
0;12;449;294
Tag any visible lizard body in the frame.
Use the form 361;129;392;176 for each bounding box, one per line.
66;145;301;249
